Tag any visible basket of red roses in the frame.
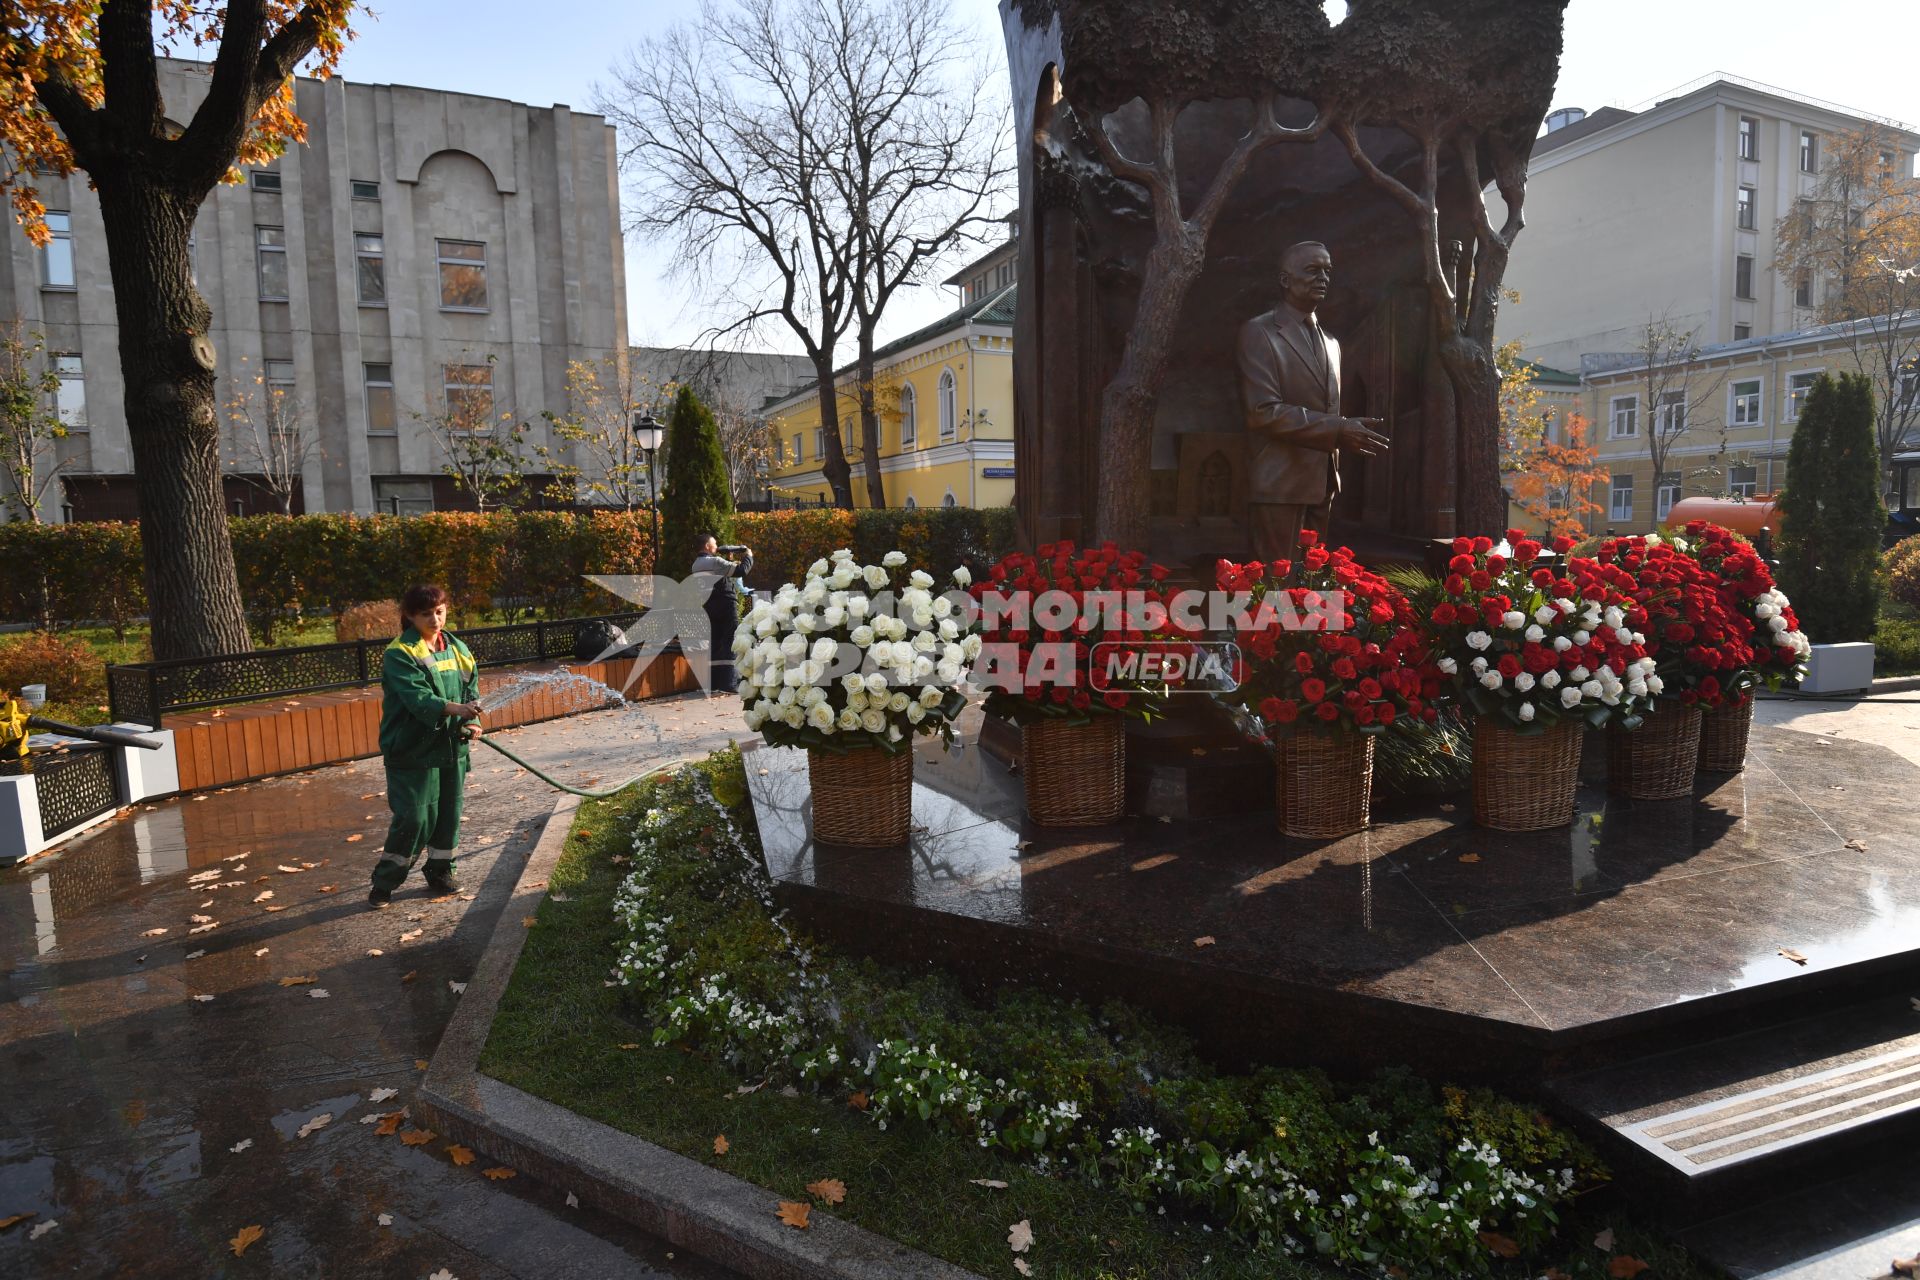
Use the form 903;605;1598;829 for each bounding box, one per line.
974;542;1175;827
1429;532;1657;830
1215;532;1436;839
1579;533;1758;799
1671;521;1810;773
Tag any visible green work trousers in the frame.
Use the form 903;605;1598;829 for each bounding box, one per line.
372;762;466;891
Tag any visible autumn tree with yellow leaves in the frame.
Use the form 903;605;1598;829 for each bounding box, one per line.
2;1;356;658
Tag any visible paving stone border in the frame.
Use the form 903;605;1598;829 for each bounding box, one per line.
417;793;984;1280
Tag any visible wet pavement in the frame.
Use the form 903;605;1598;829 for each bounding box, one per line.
0;692;745;1279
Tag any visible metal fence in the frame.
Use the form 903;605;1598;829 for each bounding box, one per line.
106;612;647;729
0;746;121;843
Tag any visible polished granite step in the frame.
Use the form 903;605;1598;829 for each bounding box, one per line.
1547;994;1920;1213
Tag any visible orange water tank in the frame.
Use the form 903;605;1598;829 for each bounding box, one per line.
1665;496;1779;537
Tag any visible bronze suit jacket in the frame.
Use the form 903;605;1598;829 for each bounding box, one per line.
1237;307;1344;505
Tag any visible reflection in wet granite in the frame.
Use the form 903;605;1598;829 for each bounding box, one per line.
748;725;1920;1078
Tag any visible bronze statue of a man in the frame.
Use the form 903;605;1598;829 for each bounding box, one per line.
1236;241;1390;564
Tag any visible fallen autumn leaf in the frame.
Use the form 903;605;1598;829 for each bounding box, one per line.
230;1224;264;1257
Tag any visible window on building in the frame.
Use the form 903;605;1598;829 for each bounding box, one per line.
1786;370;1820;421
364;363;396;434
1654;391;1688;437
374;477;436;517
1794;274;1813;309
1608;394;1638;439
255;226;289;300
1736;185;1755;230
353;233;386;305
791;432;802;465
903;494;918;510
942;490;957;508
937;368;958;439
1655;472;1682;520
1734;323;1751;341
1738;116;1757;161
442;363;493;429
812;426;824;460
898;382;917;448
1730;378;1763;426
1729;463;1758;498
1609;473;1634;522
250;169;282;192
42;210;75;289
1800;131;1819;172
53;354;85;426
351;179;380;201
436;239;489;311
1735;254;1754;300
264;359;295;393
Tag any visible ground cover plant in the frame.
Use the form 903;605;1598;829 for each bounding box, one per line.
482;750;1717;1280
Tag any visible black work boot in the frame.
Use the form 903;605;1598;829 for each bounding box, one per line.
424;862;460;895
368;885;392;906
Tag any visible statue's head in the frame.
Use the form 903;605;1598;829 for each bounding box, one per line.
1278;241;1332;311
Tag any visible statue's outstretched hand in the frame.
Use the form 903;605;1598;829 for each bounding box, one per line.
1338;418;1390;457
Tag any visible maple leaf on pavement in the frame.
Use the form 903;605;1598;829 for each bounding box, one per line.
775;1201;810;1230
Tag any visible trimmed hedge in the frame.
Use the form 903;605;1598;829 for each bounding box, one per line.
0;506;1018;634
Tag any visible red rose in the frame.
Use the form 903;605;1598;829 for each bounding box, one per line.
1070;690;1091;711
1355;704;1377;726
1358;677;1383;700
1497;654;1522;679
1472;536;1494;553
1297;529;1319;546
1272;699;1300;723
1260;696;1286;721
1301;677;1327;703
1315;701;1340;722
1295;651;1315;674
1552;535;1575;554
1377;704;1396;726
1531;568;1554;589
1469;570;1492;591
1431;603;1457;626
1332;657;1358;681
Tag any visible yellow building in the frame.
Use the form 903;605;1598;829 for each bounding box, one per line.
1500;358;1584;535
1579;313;1920;533
763;242;1016;510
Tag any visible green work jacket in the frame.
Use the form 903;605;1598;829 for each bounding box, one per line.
379;628;479;771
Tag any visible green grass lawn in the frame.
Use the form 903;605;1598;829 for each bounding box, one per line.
479;773;1723;1280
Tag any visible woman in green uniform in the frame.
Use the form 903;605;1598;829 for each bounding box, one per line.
370;584;482;905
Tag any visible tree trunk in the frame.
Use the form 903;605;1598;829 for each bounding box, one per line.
856;331;887;510
811;358;854;508
1093;235;1206;547
1435;332;1506;535
94;176;252;659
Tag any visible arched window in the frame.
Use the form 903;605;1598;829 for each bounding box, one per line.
937;368;958;440
904;494;918;510
942;488;957;508
898;383;917;448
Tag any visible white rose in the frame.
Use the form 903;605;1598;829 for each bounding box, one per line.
1580;679;1603;699
1533;605;1559;625
1560;685;1583;708
889;724;903;743
912;630;938;653
860;708;887;734
1437;656;1458;675
919;686;944;708
953;566;972;586
1524;625;1545;643
906;700;926;724
890;640;916;668
847;689;868;712
829;567;857;590
808;558;829;578
801;685;827;708
1517;701;1535;722
802;659;826;684
1570;664;1589;681
1754;602;1777;620
942;643;964;667
933;596;954;619
807;703;836;731
837;708;861;732
1769;616;1787;632
781;667;807;688
743;705;765;730
960;634;983;660
781;704;805;728
911;606;935;629
1572;630;1591;646
863;565;889;590
793;613;816;635
1615;627;1634;645
1480;671;1503;690
841;672;866;694
1502;610;1526;630
883;551;907;567
811;636;838;663
780;634;806;659
935;662;961;685
1603;606;1625;630
1540;670;1561;689
732;633;751;657
1470;656;1489;674
1553;636;1573;652
1466;630;1492;651
1646;675;1665;695
909;570;934;589
888;692;910;713
1514;672;1535;692
755;617;777;638
822;605;846;629
847;596;870;621
850;625;875;648
938;618;960;640
912;655;936;680
863;672;890;696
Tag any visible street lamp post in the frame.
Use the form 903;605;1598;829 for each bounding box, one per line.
631;410;664;568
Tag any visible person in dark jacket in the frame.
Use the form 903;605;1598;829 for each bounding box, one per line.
370;584;481;905
692;534;753;693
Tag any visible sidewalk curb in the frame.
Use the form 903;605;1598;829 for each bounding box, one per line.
417;792;983;1280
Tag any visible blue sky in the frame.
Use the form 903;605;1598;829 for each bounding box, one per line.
333;0;1920;354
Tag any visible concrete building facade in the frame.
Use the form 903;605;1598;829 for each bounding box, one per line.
1499;75;1920;374
2;58;625;520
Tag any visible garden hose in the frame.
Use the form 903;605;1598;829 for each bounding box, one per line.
477;734;693;798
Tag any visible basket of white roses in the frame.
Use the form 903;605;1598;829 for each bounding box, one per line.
736;549;978;847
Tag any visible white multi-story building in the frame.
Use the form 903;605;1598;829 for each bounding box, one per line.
1500;74;1920;373
2;58;626;520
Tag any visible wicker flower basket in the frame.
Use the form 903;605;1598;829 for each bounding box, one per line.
1273;732;1374;839
1607;704;1705;800
808;746;913;847
1697;698;1754;774
1021;716;1126;827
1472;717;1583;832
